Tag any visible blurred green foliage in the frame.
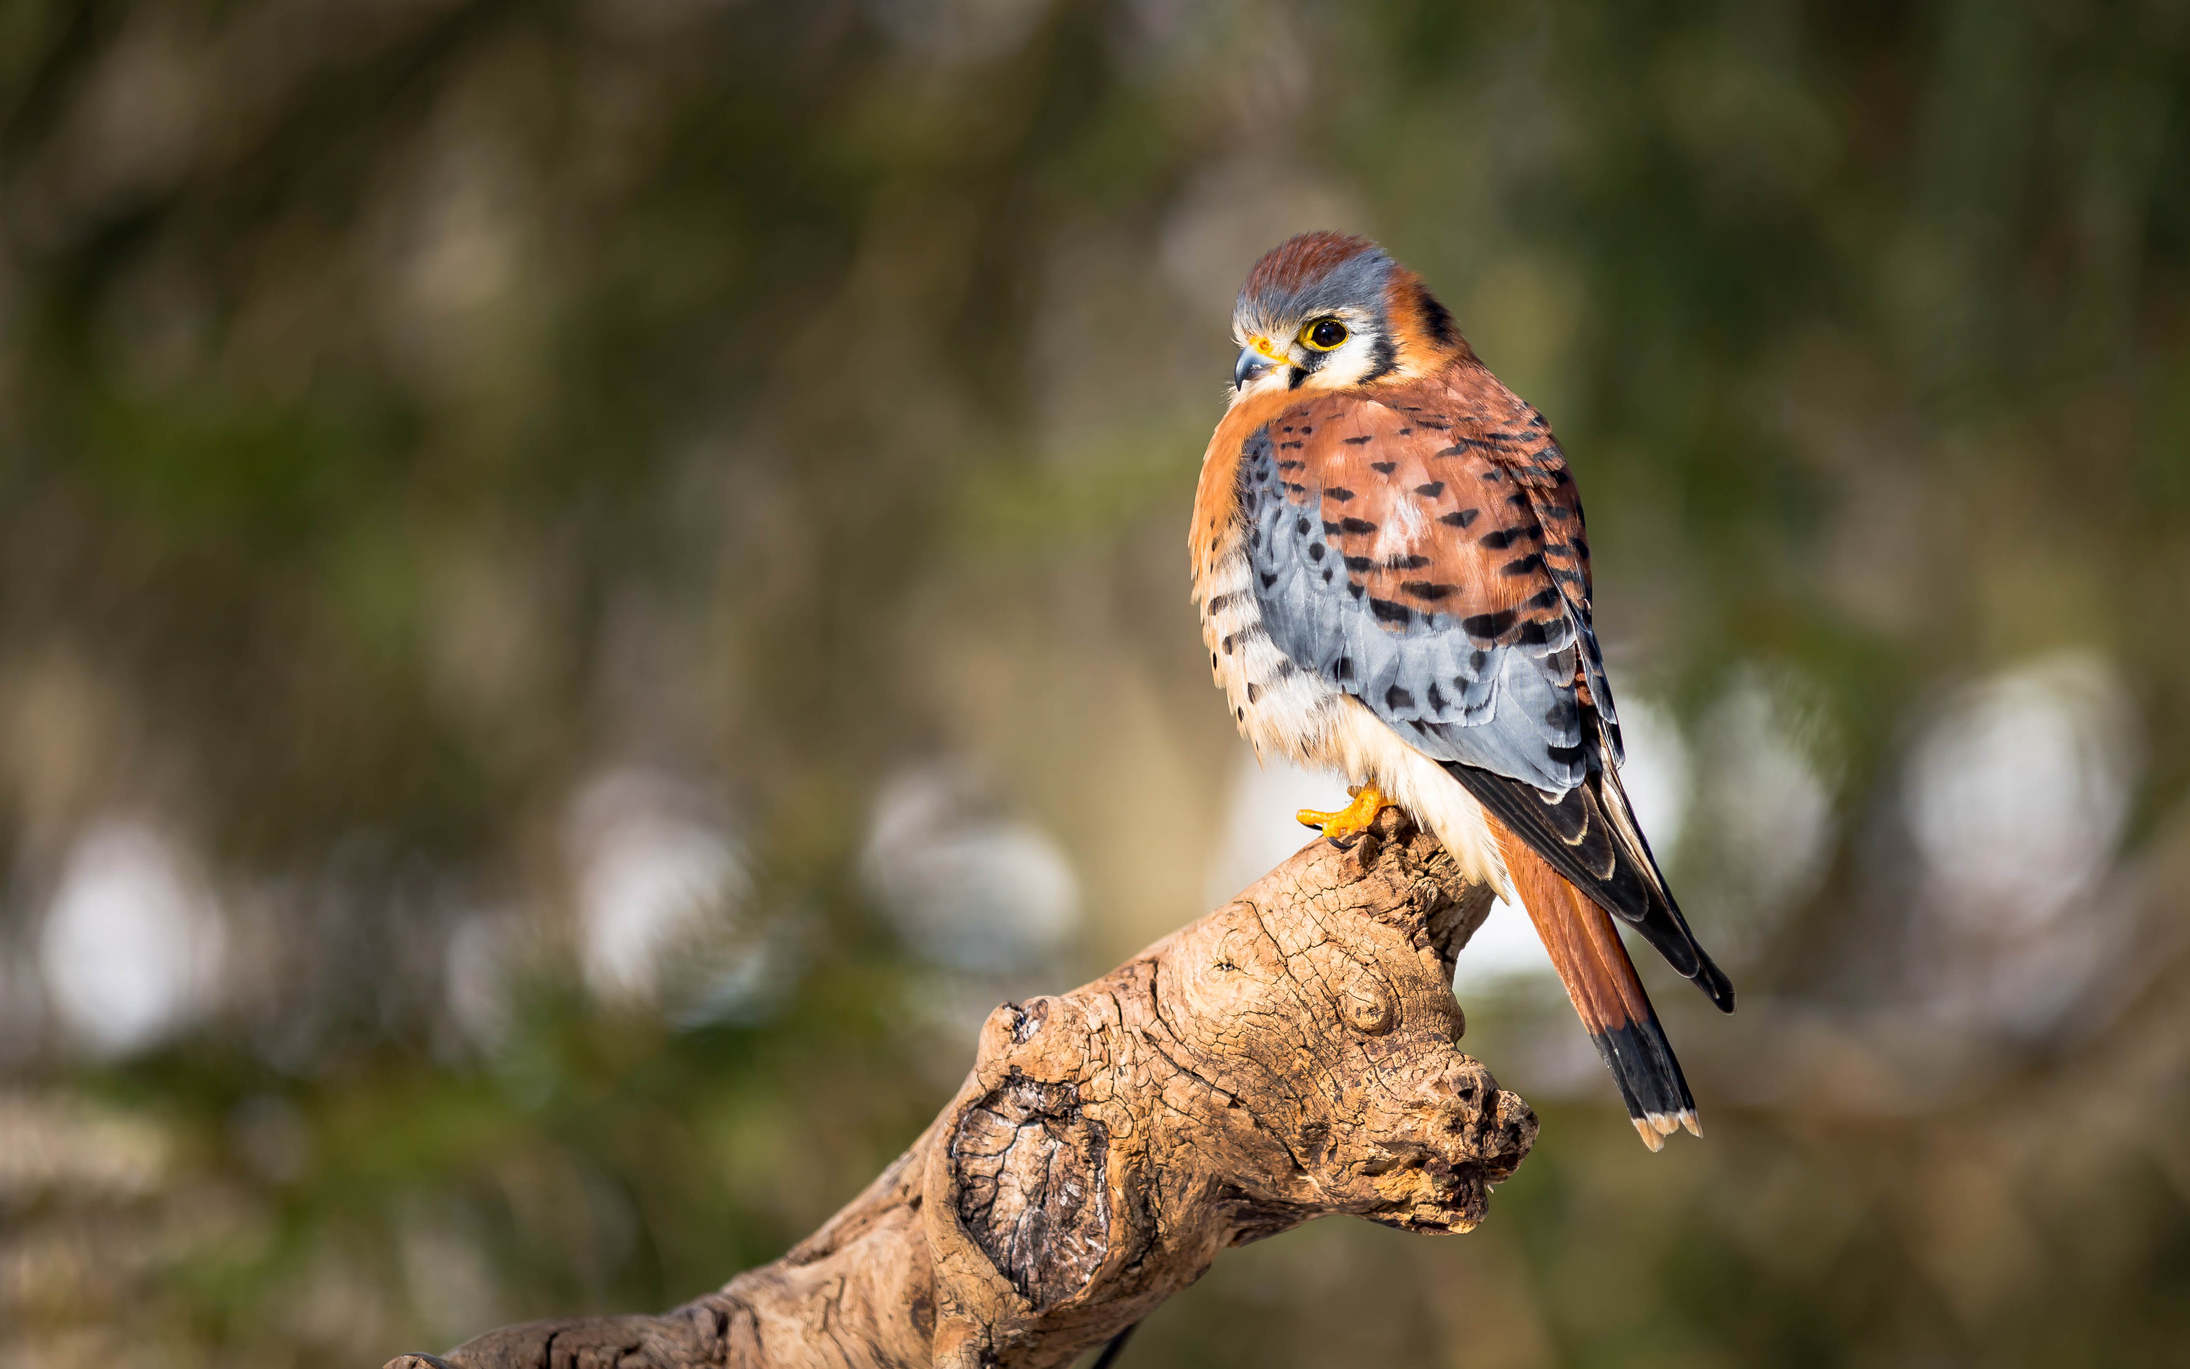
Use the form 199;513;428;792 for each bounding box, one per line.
4;1;2190;1366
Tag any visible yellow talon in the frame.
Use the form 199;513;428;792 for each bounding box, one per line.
1296;783;1391;845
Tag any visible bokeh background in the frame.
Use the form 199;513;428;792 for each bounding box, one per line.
5;0;2190;1364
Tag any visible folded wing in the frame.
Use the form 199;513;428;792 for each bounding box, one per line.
1237;374;1732;1010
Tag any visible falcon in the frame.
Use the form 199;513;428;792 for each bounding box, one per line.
1192;232;1734;1149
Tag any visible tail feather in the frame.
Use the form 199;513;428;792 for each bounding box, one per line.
1445;755;1735;1014
1493;823;1699;1150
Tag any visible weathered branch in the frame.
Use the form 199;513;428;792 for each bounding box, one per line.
386;808;1536;1369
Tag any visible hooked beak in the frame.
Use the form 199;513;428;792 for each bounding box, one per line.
1233;336;1289;390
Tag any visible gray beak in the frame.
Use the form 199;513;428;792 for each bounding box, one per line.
1234;345;1276;389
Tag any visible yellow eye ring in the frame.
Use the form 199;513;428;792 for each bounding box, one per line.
1302;318;1349;351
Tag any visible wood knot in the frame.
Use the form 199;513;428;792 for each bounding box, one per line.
1344;990;1394;1034
950;1074;1111;1310
1010;998;1051;1043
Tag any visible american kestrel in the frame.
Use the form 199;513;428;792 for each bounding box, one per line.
1192;232;1734;1149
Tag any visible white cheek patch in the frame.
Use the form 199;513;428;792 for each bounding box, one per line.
1317;341;1369;386
1230;312;1389;398
1299;327;1390;391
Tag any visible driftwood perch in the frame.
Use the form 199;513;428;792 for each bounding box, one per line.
387;808;1536;1369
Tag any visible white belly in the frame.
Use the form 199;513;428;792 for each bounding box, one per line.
1199;548;1513;897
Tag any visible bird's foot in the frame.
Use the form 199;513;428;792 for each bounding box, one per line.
1296;784;1391;848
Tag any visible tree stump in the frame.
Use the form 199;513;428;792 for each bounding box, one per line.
387;807;1536;1369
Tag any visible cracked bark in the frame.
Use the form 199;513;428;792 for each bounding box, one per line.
386;808;1537;1369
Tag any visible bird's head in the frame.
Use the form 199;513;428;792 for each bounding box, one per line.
1228;231;1469;404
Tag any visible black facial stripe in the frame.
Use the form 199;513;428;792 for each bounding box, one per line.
1238;321;1394;388
1415;286;1457;347
1357;329;1398;384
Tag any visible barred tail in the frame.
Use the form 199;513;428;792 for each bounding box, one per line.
1492;823;1699;1149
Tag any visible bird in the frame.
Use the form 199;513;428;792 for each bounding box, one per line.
1191;231;1734;1149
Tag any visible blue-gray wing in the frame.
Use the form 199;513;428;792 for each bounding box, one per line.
1236;379;1734;1009
1238;385;1603;793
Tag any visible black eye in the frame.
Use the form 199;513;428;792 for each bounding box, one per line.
1304;318;1349;351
